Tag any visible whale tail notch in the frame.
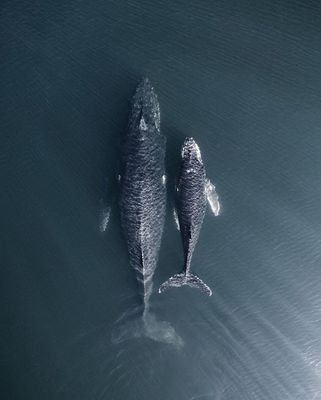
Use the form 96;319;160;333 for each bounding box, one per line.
158;272;212;296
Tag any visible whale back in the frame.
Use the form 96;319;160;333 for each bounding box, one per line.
176;146;207;269
119;80;166;309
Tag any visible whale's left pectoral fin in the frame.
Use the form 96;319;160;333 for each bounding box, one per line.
99;173;119;232
205;179;220;216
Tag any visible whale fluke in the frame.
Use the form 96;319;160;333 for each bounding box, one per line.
159;273;212;296
111;309;184;348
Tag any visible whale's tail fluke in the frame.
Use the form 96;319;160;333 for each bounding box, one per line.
111;308;184;349
159;272;212;296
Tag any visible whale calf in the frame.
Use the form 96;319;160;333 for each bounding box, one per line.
115;79;183;347
159;137;220;296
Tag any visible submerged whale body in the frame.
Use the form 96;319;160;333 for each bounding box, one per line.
159;138;220;296
115;79;183;347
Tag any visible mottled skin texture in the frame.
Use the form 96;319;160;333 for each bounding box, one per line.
119;79;166;312
159;138;212;296
176;139;207;274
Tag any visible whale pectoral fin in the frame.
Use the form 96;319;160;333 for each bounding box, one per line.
99;203;111;232
205;179;220;216
159;273;212;296
173;208;180;230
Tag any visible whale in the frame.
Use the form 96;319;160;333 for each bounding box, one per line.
119;78;166;312
159;137;220;296
114;79;183;347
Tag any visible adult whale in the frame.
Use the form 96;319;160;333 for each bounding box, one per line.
159;138;220;296
119;77;166;312
115;79;183;347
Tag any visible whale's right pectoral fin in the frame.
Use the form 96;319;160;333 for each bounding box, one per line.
173;208;180;230
159;273;212;296
205;179;220;216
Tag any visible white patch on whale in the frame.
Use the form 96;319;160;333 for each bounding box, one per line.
205;179;220;216
173;208;180;230
139;116;147;131
193;142;202;161
182;138;202;161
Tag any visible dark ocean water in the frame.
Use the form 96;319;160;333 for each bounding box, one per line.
2;1;321;399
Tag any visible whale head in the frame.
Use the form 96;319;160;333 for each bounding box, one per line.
181;137;202;162
129;78;160;136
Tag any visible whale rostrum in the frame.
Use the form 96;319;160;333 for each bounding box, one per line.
159;137;220;296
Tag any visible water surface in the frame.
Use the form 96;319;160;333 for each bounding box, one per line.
1;1;321;399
